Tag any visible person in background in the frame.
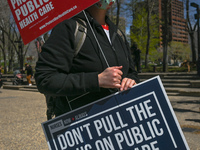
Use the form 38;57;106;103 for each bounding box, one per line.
25;63;33;86
35;0;139;117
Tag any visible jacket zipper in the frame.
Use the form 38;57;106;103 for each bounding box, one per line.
111;32;120;66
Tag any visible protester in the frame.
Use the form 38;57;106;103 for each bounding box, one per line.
25;63;33;86
35;0;139;117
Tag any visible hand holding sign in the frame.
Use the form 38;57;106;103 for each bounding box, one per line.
98;66;123;89
120;77;137;91
98;66;137;91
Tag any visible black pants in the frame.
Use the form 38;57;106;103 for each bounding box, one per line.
0;80;2;88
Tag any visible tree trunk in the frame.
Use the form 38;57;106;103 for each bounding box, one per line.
186;0;196;63
19;44;24;70
2;30;7;74
189;32;197;63
162;0;169;72
145;0;150;68
116;0;121;27
8;25;14;72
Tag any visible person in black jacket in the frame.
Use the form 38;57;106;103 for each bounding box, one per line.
25;63;33;86
35;0;139;117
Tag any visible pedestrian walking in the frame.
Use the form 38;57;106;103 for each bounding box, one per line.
25;63;33;86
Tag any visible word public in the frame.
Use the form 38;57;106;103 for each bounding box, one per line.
10;0;54;29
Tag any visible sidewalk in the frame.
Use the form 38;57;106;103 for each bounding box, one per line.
0;89;48;150
0;88;200;150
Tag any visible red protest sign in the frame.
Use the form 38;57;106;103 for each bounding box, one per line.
7;0;99;45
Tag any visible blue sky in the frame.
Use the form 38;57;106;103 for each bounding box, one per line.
186;0;200;19
188;0;200;6
182;0;200;28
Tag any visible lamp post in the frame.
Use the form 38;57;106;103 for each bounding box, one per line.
191;2;200;76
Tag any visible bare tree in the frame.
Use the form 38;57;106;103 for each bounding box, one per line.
116;0;123;26
145;0;150;68
0;0;31;72
7;23;15;72
145;0;157;68
0;0;10;73
185;0;197;63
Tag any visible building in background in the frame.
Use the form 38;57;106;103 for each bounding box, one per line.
157;0;189;47
169;0;188;44
132;0;188;47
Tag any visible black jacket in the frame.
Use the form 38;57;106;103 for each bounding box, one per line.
35;11;139;116
25;65;33;76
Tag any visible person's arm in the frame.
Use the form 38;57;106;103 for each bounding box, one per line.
35;20;100;96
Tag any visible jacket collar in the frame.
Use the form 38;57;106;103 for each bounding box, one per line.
74;11;117;32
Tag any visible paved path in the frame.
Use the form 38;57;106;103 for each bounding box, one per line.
0;89;48;150
0;89;200;150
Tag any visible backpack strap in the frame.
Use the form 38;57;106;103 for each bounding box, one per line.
117;28;126;43
74;18;87;57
